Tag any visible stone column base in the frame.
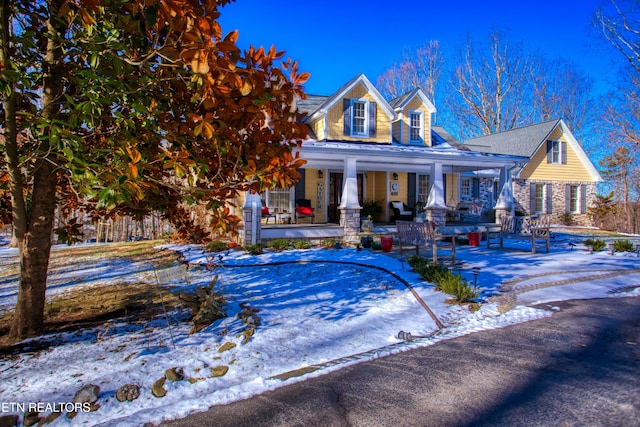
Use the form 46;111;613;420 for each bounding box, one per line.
339;207;362;243
494;207;511;224
241;206;261;246
426;208;447;226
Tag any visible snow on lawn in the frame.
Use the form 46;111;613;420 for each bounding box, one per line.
1;231;639;426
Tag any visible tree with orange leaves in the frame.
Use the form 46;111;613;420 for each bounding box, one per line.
0;0;309;340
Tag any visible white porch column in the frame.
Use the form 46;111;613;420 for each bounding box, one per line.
339;157;361;243
339;157;360;209
495;165;514;223
426;162;447;225
242;192;262;245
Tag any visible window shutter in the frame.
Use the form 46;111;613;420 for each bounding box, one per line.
561;141;567;164
529;183;536;213
565;184;571;212
368;102;377;137
408;173;416;207
295;169;306;199
472;178;480;198
343;99;351;136
545;184;553;214
546;141;552;163
580;184;587;214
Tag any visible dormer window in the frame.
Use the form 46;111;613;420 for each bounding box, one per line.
409;110;424;144
547;140;567;164
343;98;377;138
352;100;367;136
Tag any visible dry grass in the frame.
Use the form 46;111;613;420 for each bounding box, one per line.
0;240;185;348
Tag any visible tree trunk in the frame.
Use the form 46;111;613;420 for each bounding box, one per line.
0;0;27;251
10;0;65;340
10;163;58;338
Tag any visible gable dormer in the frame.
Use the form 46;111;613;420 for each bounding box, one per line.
303;74;395;143
390;89;436;146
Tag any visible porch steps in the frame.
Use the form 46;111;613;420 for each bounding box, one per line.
261;224;343;241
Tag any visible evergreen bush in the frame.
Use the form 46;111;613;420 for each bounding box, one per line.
613;240;634;252
206;241;228;252
293;240;312;250
268;238;292;251
584;238;607;251
243;244;264;255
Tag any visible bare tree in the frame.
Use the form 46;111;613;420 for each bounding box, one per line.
531;57;595;142
376;41;443;106
447;31;533;138
595;0;640;73
599;145;638;232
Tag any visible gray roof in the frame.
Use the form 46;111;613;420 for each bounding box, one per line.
432;126;469;150
389;88;420;110
297;95;328;115
463;119;561;157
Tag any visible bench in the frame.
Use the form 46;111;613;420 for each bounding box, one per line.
396;220;455;264
486;215;551;254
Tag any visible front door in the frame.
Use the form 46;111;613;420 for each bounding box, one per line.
328;172;364;223
328;173;343;223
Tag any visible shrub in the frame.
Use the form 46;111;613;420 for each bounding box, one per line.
293;240;312;250
206;241;228;252
268;238;292;251
361;199;383;220
320;238;338;248
243;244;264;255
584;238;607;251
438;274;479;303
613;240;634;252
407;255;449;284
407;255;478;303
560;212;574;226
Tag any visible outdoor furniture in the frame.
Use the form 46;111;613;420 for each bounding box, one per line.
396;220;455;264
390;201;414;222
454;200;484;222
276;211;293;224
295;199;314;223
261;206;276;224
487;214;551;253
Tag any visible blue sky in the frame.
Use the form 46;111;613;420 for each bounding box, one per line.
219;0;618;96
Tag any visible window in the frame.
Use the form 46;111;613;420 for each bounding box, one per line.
569;185;579;213
409;110;424;143
534;184;545;213
262;187;292;213
460;178;471;199
566;184;586;214
352;101;367;136
343;98;377;138
547;140;566;165
417;174;429;204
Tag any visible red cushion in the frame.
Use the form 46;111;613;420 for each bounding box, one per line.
262;206;270;215
296;206;312;215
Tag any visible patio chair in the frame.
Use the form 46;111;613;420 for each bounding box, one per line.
261;206;276;224
390;201;414;222
295;199;315;223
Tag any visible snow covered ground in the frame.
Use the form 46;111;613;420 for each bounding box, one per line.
1;229;639;426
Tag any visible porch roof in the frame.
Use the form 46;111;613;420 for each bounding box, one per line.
295;140;527;173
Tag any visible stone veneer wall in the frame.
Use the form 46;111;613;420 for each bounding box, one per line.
241;205;261;245
512;179;597;226
340;207;361;243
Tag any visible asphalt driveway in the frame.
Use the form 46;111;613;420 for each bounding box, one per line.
162;296;640;427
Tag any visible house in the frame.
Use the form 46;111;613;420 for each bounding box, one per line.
462;119;603;226
238;74;528;244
